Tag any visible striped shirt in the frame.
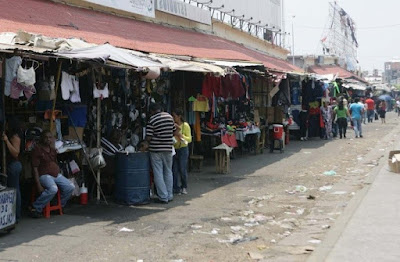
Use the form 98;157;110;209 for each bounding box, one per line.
146;112;176;152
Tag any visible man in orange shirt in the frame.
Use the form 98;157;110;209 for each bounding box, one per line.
365;98;375;123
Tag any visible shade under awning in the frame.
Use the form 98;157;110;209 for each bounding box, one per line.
57;44;163;69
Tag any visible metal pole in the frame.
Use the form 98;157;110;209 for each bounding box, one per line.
96;97;101;203
50;60;63;132
2;56;6;176
291;16;295;65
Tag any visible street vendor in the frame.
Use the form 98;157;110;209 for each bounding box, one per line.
29;131;75;218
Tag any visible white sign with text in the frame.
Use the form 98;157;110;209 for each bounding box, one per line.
156;0;211;25
85;0;155;18
0;189;16;230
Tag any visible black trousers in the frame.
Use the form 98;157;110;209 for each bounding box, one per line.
337;118;347;137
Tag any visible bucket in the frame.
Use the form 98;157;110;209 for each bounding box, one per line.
114;152;150;205
80;183;88;205
273;124;284;140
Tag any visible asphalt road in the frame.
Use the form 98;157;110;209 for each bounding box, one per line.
1;113;399;262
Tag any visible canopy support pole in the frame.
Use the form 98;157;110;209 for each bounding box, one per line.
2;56;7;177
96;97;101;203
50;60;63;132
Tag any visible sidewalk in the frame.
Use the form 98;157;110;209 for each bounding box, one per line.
308;158;400;262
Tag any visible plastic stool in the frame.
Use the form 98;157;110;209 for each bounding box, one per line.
31;186;63;218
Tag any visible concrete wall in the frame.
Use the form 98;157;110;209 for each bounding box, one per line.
54;0;289;59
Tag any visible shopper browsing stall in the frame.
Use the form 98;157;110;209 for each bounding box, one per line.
146;103;176;204
30;131;75;218
333;100;350;139
3;117;23;221
349;98;365;138
172;109;192;195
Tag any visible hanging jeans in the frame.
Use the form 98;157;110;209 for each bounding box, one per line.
352;118;362;137
173;146;189;193
337;118;348;138
7;161;22;220
150;152;173;202
32;174;75;212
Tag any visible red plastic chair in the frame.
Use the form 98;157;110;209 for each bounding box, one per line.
30;185;63;218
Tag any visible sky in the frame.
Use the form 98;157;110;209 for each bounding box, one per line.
284;0;400;72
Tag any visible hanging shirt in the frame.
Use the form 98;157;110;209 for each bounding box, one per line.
61;71;81;103
93;83;109;99
5;56;22;96
17;65;36;86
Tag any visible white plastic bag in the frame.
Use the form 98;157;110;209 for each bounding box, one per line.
89;148;106;170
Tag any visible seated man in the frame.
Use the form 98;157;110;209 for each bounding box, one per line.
30;131;75;218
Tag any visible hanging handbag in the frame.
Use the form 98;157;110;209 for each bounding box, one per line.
89;148;106;170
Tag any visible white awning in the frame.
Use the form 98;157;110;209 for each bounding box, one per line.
196;58;264;68
149;54;226;75
56;44;164;69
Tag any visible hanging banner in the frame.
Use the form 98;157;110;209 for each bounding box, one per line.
156;0;211;25
0;189;16;230
84;0;155;18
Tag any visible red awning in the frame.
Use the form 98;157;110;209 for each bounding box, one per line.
0;0;302;73
308;65;368;84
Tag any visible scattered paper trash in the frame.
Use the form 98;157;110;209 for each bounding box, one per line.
221;217;232;221
322;225;331;229
191;224;203;229
308;239;321;244
171;259;184;262
257;245;268;250
270;239;277;243
231;226;243;232
296;209;305;215
248;252;264;260
232;236;258;245
295;185;308;193
319;185;333;191
323;170;337;176
331;191;347;195
119;227;134;232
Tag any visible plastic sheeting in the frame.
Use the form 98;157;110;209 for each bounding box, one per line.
56;44;163;69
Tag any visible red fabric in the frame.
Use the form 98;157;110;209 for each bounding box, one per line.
221;133;238;148
366;98;375;110
0;0;303;73
220;74;245;99
202;74;221;98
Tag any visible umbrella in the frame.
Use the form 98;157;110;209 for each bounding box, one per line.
378;94;393;101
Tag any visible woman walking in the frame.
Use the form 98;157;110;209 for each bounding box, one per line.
334;100;350;139
320;101;333;139
172;109;192;195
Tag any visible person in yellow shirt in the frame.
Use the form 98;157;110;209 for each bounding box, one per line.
172;109;192;194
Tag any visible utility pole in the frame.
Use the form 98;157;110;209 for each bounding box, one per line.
291;15;295;65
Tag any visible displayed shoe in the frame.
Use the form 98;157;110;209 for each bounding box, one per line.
182;188;188;195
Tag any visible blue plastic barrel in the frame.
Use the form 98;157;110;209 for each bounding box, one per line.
114;152;150;205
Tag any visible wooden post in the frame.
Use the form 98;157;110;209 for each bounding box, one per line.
2;56;6;176
96;97;101;202
50;60;63;132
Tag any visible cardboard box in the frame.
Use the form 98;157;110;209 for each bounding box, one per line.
388;150;400;173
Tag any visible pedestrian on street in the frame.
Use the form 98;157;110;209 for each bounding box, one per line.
365;97;375;122
172;109;192;195
379;100;387;124
146;103;177;204
334;100;350;139
349;97;365;138
320;100;333;139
